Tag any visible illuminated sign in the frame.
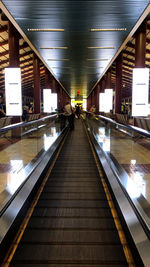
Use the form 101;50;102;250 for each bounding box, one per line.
99;93;106;112
132;68;149;117
72;100;84;103
5;68;22;116
105;89;113;112
50;93;57;112
43;89;52;113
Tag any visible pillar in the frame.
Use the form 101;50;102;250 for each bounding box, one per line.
106;71;111;89
52;79;57;93
115;53;123;114
8;22;20;124
95;84;100;113
135;20;147;68
33;54;41;114
45;68;52;89
8;21;20;67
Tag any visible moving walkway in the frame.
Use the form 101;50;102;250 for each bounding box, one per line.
0;117;149;266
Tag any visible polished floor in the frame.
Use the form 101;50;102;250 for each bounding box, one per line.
0;124;60;210
89;117;150;205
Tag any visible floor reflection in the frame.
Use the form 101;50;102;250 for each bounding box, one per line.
7;160;26;194
0;123;62;206
44;127;59;151
89;118;150;205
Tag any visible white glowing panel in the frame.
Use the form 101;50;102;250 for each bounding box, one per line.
5;68;22;116
99;93;106;112
71;99;75;107
43;89;52;113
132;68;149;117
50;93;57;112
105;89;113;112
83;99;87;111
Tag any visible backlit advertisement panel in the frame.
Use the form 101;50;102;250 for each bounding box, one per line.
43;89;52;113
105;89;113;112
50;93;57;112
5;68;22;116
99;93;105;112
132;68;149;117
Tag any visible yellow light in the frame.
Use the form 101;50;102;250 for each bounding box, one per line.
87;58;108;61
87;46;115;49
52;67;71;69
47;59;70;61
90;28;126;31
27;28;65;32
72;100;84;103
40;47;68;49
86;66;103;68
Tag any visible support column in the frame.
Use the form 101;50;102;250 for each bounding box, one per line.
45;68;52;89
101;77;105;93
8;21;20;67
115;53;123;114
8;22;20;125
33;54;41;114
135;20;147;68
106;70;111;89
95;84;100;113
58;87;63;110
133;20;147;124
87;96;90;111
92;90;95;106
52;79;57;93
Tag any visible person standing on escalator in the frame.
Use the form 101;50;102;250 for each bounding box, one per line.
64;101;75;130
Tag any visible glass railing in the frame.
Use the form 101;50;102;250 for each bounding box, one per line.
85;113;150;232
0;114;67;213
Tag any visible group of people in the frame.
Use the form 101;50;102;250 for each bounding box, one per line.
121;104;131;117
89;105;96;114
63;102;83;130
22;103;33;121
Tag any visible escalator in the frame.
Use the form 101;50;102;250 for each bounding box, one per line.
4;120;134;266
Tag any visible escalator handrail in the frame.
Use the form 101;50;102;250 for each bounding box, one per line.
0;113;59;134
97;114;150;139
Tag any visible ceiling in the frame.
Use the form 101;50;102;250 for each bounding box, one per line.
0;0;150;98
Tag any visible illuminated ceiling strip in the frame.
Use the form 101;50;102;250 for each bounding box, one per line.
87;58;108;61
40;47;68;49
52;67;71;69
47;59;70;61
90;28;126;31
88;46;115;49
86;66;103;68
27;28;65;32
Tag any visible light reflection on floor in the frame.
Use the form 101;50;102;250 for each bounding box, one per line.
94;123;150;204
0;126;60;198
44;127;59;151
7;160;26;194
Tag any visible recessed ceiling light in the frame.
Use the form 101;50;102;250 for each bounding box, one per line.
87;46;115;49
27;28;65;32
87;58;108;61
40;47;68;49
47;59;70;61
90;28;126;31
